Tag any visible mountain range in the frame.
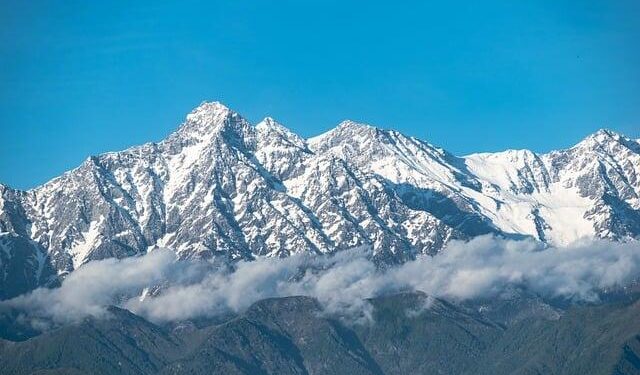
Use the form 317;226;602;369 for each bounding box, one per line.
1;101;639;299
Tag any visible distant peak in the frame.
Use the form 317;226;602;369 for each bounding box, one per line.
186;101;232;120
324;119;377;138
255;117;296;136
336;119;374;131
255;117;306;147
306;120;377;147
486;148;539;162
262;116;277;123
174;101;247;140
256;116;282;130
574;128;624;149
197;100;230;110
592;128;621;138
504;149;537;157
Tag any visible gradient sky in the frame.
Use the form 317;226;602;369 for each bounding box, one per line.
1;1;639;189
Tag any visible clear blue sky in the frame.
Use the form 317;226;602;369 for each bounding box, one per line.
1;1;639;189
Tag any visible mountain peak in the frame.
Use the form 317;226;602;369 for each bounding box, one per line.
255;116;306;149
572;128;624;151
307;120;377;148
260;116;277;124
185;101;233;123
256;116;286;132
336;119;375;132
194;100;230;111
587;128;622;141
171;101;250;143
319;120;377;136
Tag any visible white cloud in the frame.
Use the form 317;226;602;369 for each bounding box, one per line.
4;236;640;326
5;249;178;324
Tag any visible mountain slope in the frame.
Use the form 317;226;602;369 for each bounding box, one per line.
475;297;640;375
465;129;640;244
1;293;639;375
0;102;638;298
0;306;182;375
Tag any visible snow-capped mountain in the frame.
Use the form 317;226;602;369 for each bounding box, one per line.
1;102;639;298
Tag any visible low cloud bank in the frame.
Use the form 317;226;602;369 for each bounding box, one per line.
5;236;640;326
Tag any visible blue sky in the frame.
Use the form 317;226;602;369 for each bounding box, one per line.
1;1;639;189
